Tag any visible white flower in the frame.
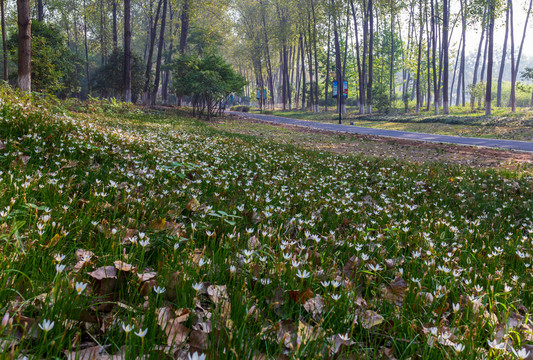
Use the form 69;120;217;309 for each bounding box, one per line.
154;286;166;294
192;282;203;292
75;282;88;295
454;343;465;352
135;328;148;338
243;250;254;257
487;339;505;350
38;319;54;332
188;352;206;360
229;265;236;273
367;263;383;272
174;243;180;250
452;303;460;312
139;239;150;247
331;294;341;301
122;323;134;333
53;254;65;262
296;269;311;279
56;264;66;273
331;280;341;288
321;280;330;287
339;333;350;342
516;348;531;359
291;260;300;268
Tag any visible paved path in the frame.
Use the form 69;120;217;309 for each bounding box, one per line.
228;111;533;152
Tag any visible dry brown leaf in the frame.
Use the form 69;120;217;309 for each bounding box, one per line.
248;235;260;249
157;307;191;346
88;266;117;280
189;330;209;353
288;288;313;305
360;310;384;329
149;218;166;231
303;294;324;319
343;255;360;279
113;261;135;272
45;234;61;249
381;277;408;306
186;199;201;212
137;271;157;282
0;139;5;150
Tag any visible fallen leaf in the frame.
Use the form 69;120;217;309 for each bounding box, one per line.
381;277;408;306
89;266;117;280
303;294;324;319
288;288;313;305
113;261;135;272
360;310;384;329
149;218;166;231
157;308;191;346
186;198;201;212
137;271;157;282
343;255;360;279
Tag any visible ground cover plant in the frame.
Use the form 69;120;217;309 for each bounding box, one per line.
0;86;533;359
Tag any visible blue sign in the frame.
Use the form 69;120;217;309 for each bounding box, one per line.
256;90;261;100
332;81;338;98
230;94;234;102
343;81;348;99
263;89;267;100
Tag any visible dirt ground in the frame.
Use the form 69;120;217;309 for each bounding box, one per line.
213;113;533;172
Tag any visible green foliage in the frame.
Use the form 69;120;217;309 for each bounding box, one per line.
230;105;250;112
172;53;247;119
91;48;145;103
7;21;83;97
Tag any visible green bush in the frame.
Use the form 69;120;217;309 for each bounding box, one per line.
230;105;250;112
7;20;83;97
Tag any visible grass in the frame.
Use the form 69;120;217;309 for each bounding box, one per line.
252;106;533;141
0;86;532;359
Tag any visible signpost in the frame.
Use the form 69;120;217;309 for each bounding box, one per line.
343;81;348;99
332;81;338;98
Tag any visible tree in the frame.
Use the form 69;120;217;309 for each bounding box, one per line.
8;21;83;96
1;0;7;80
123;0;132;102
17;0;31;92
485;0;494;116
172;54;247;120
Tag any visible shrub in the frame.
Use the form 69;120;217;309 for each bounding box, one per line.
230;105;250;112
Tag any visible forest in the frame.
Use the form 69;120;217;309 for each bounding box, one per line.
3;0;533;117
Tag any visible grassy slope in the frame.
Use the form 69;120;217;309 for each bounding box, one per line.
0;89;532;359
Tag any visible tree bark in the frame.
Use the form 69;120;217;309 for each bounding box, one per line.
325;12;331;112
17;0;31;92
143;0;163;105
367;0;373;113
151;0;167;106
333;15;342;119
124;0;132;103
431;0;439;114
37;0;44;22
470;8;486;109
299;33;306;109
485;0;494;116
260;0;275;109
162;4;174;104
112;0;118;50
442;0;449;114
510;0;516;111
1;0;7;80
349;0;363;113
497;0;510;107
84;0;90;93
416;0;423;113
179;0;190;54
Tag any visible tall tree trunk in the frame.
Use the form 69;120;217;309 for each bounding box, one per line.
485;0;494;116
124;0;132;103
260;0;274;109
162;4;174;104
416;0;423;114
479;30;488;108
457;0;466;106
311;0;320;113
426;0;431;110
497;0;509;107
431;0;439;114
84;0;90;93
510;0;516;112
350;0;363;113
17;0;31;92
1;0;8;80
143;0;163;105
325;13;331;112
177;0;189;106
367;0;373;113
362;0;368;113
37;0;44;22
470;9;486;110
442;0;449;114
300;34;306;109
333;15;342;120
152;0;167;106
305;19;315;111
389;1;395;110
112;0;118;51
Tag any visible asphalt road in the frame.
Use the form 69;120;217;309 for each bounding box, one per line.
228;111;533;152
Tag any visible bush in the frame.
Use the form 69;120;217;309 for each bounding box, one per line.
7;20;83;97
230;105;250;112
91;48;145;103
